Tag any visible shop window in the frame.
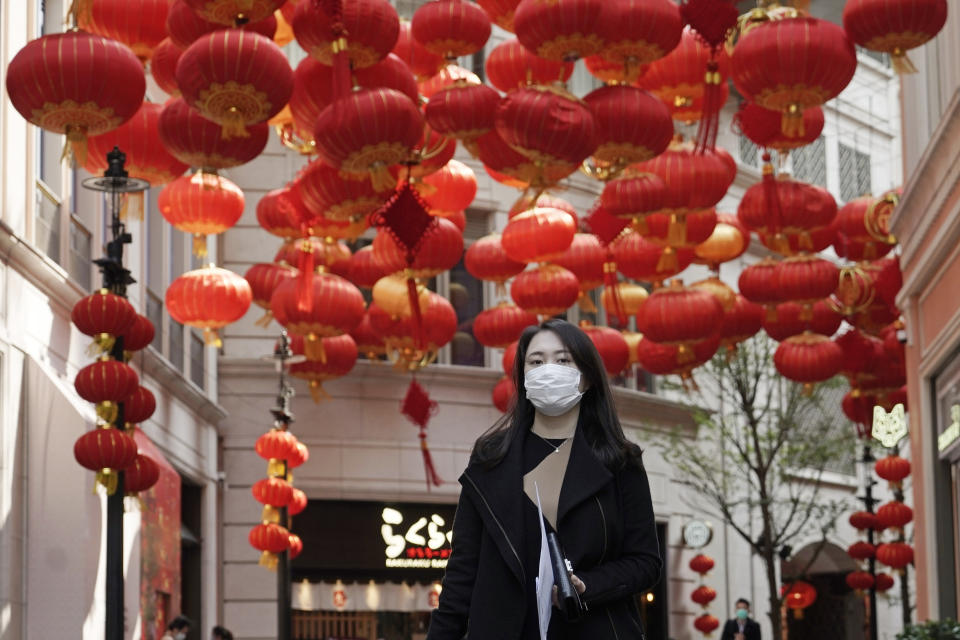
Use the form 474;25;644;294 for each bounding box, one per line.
792;136;827;188
838;142;872;202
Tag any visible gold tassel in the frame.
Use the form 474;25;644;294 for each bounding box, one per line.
96;468;119;495
771;233;791;256
261;505;281;524
801;383;814;396
96;401;119;425
369;165;397;192
254;310;274;327
87;333;116;357
676;344;695;365
267;458;286;478
890;49;917;74
192;234;208;257
577;292;598;313
304;334;327;363
631;216;649;235
798;303;813;323
781;106;805;137
797;231;813;252
309;380;331;403
765;305;778;323
202;328;222;348
220;107;249;139
259;551;279;570
656;247;678;273
666;211;686;246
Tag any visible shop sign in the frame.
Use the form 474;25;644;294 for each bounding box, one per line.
381;507;453;569
939;404;960;452
872;403;908;448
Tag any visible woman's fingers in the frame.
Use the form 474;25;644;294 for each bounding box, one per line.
570;574;585;594
551;585;559;608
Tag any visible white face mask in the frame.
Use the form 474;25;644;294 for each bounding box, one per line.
524;363;584;416
174;633;187;640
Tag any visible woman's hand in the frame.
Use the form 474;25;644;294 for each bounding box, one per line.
551;574;586;608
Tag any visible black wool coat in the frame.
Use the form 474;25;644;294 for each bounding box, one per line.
427;427;662;639
720;618;762;640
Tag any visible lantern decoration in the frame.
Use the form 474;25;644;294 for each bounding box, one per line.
495;86;599;184
158;98;269;170
601;283;648;320
75;358;140;424
252;477;294;508
783;581;817;619
123;386;157;426
691;585;717;608
845;571;875;594
393;19;447;80
875;542;914;572
314;88;424;191
511;193;579;221
581;324;630;375
289;488;308;516
513;0;606;61
582;85;673;172
121;314;157;357
287;333;359;402
511;264;581;317
493;376;516;413
774;255;840;316
875;573;895;592
484;38;574;92
256;189;302;239
834;197;897;262
694;214;750;271
72;289;137;354
5;30;146;161
693;615;720;635
151;38;184;96
636;280;724;357
352;309;388;360
425;81;501;142
400;378;443;489
738;177;837;254
501;208;578;265
166;0;279;48
472;130;558;189
773;332;843;393
731;14;856;136
465;234;527;295
583;54;648;85
601;170;667;233
415;160;478;215
270;271;365;360
77;0;172;63
292;0;399;68
183;0;284;26
158;171;245;255
371;291;458;370
552;234;607;311
288;440;309;469
613;230;696;284
474;303;539;349
719;295;763;356
249;522;291;568
849;511;879;533
176;30;293;138
412;0;492;58
74;427;139;494
372;275;434;320
875;455;911;489
738;257;782;320
637;334;720;384
502;341;519;374
274;237;351;275
295;159;394;223
256;428;298;463
347;247;392;290
847;541;876;562
831;265;877;316
735;102;824;153
373;217;464;279
690;554;715;574
166;266;253;346
876;501;913;532
843;0;947;74
123;452;161;495
763;301;842;343
245;263;298;327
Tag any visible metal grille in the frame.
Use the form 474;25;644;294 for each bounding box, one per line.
738;134;760;168
838;143;872;201
792;136;827;187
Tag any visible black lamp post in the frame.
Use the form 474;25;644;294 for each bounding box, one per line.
857;443;879;640
81;147;149;640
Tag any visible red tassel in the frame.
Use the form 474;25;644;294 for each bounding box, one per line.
603;260;627;327
694;58;724;152
297;242;316;312
419;427;443;490
761;153;783;239
406;275;425;350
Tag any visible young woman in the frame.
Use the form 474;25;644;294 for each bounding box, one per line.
428;319;661;639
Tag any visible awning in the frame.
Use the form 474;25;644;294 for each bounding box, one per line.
293;579;442;613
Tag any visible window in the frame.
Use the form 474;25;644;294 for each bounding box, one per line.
470;48;485;84
792;136;827;188
190;331;205;389
856;45;890;68
449;258;484;366
838;143;872;202
738;134;760;168
170;320;185;373
68;216;92;290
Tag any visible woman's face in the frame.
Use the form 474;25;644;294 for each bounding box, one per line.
523;330;576;373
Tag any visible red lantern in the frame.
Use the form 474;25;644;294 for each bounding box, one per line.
484;38;574;92
292;0;399;68
352;309;387;359
690;585;717;607
843;0;947;73
876;501;913;530
465;234;527;287
595;0;682;67
583;85;673;166
74;428;139;491
493;376;516;413
582;325;630;375
473;129;569;189
346;246;391;290
158;172;245;255
834;197;896;262
876;542;913;570
690;554;715;575
502;341;519;374
288;334;359;402
75;359;140;421
773;332;843;388
783;581;817;618
739;257;782;316
270;272;365;359
849;511;879;532
79;0;171;62
637;27;730;123
775;255;840;308
158;97;269;169
372;292;458;369
245;262;297;326
636;280;724;346
252;477;294;507
637;334;720;377
166;266;253;346
184;0;284;26
720;294;763;353
249;523;291;561
151;38;184;96
848;541;876;561
287;439;308;470
584;54;647;85
416;160;478;214
513;0;606;61
256;429;298;461
425;81;501;142
176;30;293;138
167;0;278;48
295;159;393;222
875;455;911;487
633;139;735;210
287;533;303;559
552;233;606;298
693;614;720;634
313;88;423;190
123;453;161;494
496;86;598;183
646;208;718;249
846;571;875;592
254;189;304;239
875;573;895;592
735;102;824;152
289;488;308;516
731;15;856;136
392;19;446;79
763;301;842;342
372;218;464;279
510;194;578;221
123;386;157;425
738;178;837;238
72;289;137;344
7;30;145;158
120;314;156;355
502;208;577;264
412;0;492;58
474;303;539;348
612;231;695;283
601;171;668;227
510;265;580;316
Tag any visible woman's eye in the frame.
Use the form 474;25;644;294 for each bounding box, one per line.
557;357;571;364
527;358;543;366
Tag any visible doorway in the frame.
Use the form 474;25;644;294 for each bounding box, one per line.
781;542;862;640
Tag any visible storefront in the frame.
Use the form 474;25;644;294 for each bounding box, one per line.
931;355;960;613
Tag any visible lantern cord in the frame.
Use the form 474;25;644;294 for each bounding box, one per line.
694;58;724;152
315;0;351;103
308;380;331;404
602;259;627;327
419;427;443;490
192;234;208;258
891;52;917;75
406;274;425;350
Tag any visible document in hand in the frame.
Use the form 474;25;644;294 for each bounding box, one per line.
535;483;553;640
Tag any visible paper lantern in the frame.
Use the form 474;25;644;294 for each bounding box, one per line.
254;189;303;239
511;264;580;316
636;280;724;346
774;332;843;388
288;488;308;516
690;585;717;607
121;314;156;354
846;571;875;592
351;309;387;359
72;290;137;344
392;19;447;79
731;15;856;135
875;573;895;592
158;97;269;170
601;283;649;318
465;234;527;287
693;614;720;634
612;231;695;283
492;376;516;413
289;334;360;401
371;275;433;319
690;554;715;574
509;193;578;221
412;0;491;58
646;208;718;249
256;429;298;461
583;85;673;166
735;102;824;152
595;0;682;68
582;324;630;375
151;38;184;96
876;501;913;530
513;0;606;61
245;263;297;326
249;522;291;568
166;266;253;346
122;453;160;494
484;38;574;92
287;533;303;559
738;257;782;316
849;511;879;532
775;255;840;308
552;233;606;294
167;0;278;48
78;0;172;62
720;295;764;353
601;171;668;227
295;159;393;223
184;0;284;26
6;31;145;149
502;208;577;264
75;359;140;407
783;581;817;618
875;455;911;487
848;540;876;561
473;303;539;348
694;213;749;269
584;54;647;85
763;301;842;342
425;81;501;141
834;196;896;262
345;247;391;290
473;129;567;189
633;138;735;210
738;177;837;240
74;428;139;490
123;386;157;425
843;0;947;73
270;272;365;359
293;0;399;67
176;30;293;138
158;172;245;255
252;477;294;507
875;542;913;569
372;218;464;279
416;160;478;214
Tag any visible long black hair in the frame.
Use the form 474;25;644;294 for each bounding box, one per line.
473;319;642;470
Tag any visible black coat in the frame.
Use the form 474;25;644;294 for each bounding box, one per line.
427;427;662;639
720;618;761;640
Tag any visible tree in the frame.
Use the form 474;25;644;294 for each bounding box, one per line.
658;335;856;639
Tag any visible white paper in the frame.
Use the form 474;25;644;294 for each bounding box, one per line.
534;483;553;640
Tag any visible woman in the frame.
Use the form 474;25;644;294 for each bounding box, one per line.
428;319;661;639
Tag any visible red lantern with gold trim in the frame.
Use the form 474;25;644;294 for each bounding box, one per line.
775;255;840;308
694;213;749;270
252;477;294;507
582;324;630;375
612;231;695;283
392;19;446;79
875;455;911;488
474;303;538;348
731;15;856;136
75;359;141;422
249;522;290;568
690;585;717;608
6;31;146;150
289;488;308;516
601;171;668;228
158;171;245;256
583;85;673;167
123;386;157;425
738;177;837;239
74;428;139;483
763;301;843;342
295;159;394;222
176;30;293;138
288;334;360;401
484;38;574;92
735;102;824;152
552;233;606;295
372;218;464;279
843;0;947;74
511;264;580;316
876;542;913;570
846;571;875;592
123;453;160;494
693;614;720;634
121;314;156;355
78;0;172;63
416;160;478;214
351;309;387;359
270;272;365;359
87;102;189;185
738;257;782;317
637;332;719;378
72;289;137;345
256;428;298;461
166;266;253;346
690;554;715;574
255;189;303;239
426;81;501;141
876;501;913;531
184;0;284;26
501;208;577;264
167;0;278;48
245;262;297;326
346;247;392;290
293;0;398;67
151;38;184;96
595;0;682;69
276;237;350;274
412;0;492;58
783;581;817;618
465;234;527;289
834;196;896;262
159;97;269;169
514;0;606;61
773;332;843;388
287;533;303;559
637;280;724;347
633;138;735;210
720;294;763;354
